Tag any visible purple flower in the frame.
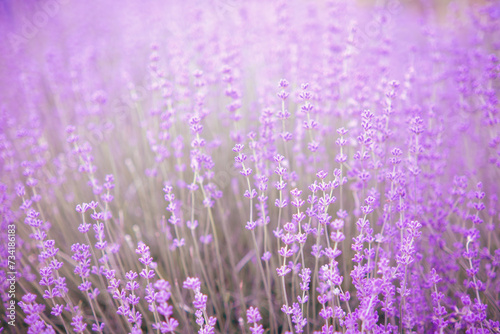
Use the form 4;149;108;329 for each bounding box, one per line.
183;277;201;291
71;315;87;333
246;306;262;324
261;251;272;261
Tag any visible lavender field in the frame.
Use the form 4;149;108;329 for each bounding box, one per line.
1;0;500;333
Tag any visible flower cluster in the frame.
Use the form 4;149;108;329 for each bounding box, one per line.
1;0;499;333
184;277;217;334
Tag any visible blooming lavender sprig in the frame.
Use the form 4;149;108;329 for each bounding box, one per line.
106;269;134;332
149;279;179;333
136;242;156;281
163;184;184;251
122;270;143;332
246;306;265;334
234;141;276;328
66;126;101;196
22;207;72;330
277;79;292;145
71;309;87;333
397;220;422;330
18;293;55;334
428;268;448;332
299;83;319;157
184;277;217;334
71;243;103;332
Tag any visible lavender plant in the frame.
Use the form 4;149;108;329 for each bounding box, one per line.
1;0;499;333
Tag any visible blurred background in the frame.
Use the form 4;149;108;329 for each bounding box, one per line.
0;0;495;18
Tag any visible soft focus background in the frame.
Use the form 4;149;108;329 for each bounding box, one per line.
1;0;499;333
